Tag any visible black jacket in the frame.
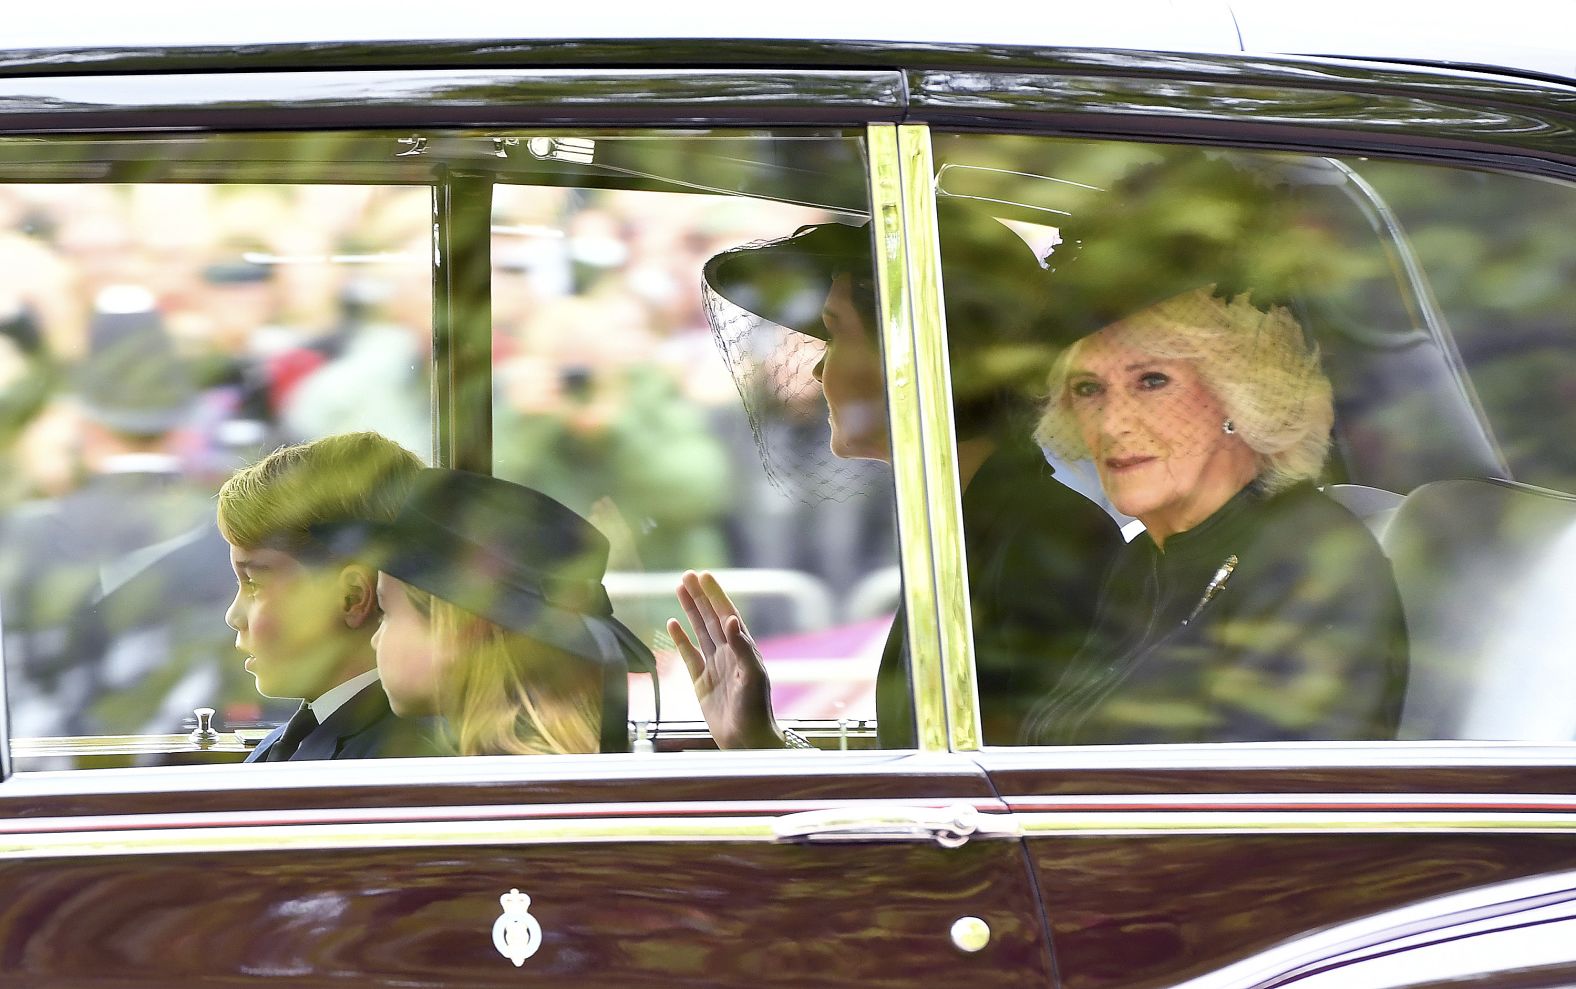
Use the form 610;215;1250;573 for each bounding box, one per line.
1020;482;1409;745
876;442;1124;746
245;680;444;762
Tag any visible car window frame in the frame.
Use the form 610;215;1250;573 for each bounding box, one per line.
0;67;953;779
899;56;1576;754
0;46;1573;775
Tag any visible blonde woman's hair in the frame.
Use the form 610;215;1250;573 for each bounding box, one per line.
217;432;422;553
411;584;602;757
1036;286;1334;494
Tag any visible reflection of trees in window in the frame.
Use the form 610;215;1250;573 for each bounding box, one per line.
1359;163;1576;491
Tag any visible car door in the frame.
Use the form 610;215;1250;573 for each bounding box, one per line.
899;52;1576;989
0;65;1054;986
0;753;1050;986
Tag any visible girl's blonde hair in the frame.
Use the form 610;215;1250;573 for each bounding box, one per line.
1036;286;1334;494
405;584;602;756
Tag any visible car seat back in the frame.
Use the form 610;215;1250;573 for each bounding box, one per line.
1324;483;1404;542
1380;477;1576;740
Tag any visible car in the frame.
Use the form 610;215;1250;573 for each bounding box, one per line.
0;6;1573;987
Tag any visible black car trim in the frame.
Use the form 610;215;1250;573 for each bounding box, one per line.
5;792;1576;838
908;70;1576;181
0;40;1568;103
0;797;1005;834
0;45;1566;168
0;69;908;133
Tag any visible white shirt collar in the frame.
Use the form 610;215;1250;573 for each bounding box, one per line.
309;668;381;722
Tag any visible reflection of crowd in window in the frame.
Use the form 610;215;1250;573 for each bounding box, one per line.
0;180;896;741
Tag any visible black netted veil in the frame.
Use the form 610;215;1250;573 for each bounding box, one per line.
702;225;890;504
1028;152;1346;491
700;206;1065;503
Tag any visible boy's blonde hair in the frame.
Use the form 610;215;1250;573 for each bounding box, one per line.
217;432;422;553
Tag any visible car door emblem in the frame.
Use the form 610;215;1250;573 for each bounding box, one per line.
491;889;543;967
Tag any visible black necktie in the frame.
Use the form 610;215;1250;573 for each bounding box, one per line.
264;702;319;762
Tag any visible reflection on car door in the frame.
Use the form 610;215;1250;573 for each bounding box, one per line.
981;749;1576;989
0;753;1054;987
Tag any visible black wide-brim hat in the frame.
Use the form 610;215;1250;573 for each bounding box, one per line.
702;218;869;342
702;199;1064;345
1034;153;1317;344
704;155;1316;355
702;200;1074;442
324;468;655;676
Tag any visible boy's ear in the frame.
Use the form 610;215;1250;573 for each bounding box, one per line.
338;564;378;629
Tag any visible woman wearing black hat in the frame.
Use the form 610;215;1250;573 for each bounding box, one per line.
1017;154;1409;744
1020;285;1409;744
362;469;656;756
672;203;1124;749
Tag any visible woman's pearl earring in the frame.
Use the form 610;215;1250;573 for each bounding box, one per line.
1221;418;1236;435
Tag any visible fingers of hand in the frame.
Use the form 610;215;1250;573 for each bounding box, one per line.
680;570;728;648
667;618;706;682
675;578;718;656
723;615;759;668
697;571;742;624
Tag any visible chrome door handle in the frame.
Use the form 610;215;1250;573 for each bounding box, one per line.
773;803;1017;848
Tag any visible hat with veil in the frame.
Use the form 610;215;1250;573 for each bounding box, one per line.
700;200;1063;501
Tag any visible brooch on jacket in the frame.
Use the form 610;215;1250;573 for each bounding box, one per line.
1183;554;1238;626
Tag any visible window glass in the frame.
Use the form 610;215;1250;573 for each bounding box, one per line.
1355;163;1576;492
488;133;895;751
0;129;898;769
0;139;433;767
929;134;1575;746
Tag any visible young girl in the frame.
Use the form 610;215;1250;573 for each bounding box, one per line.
355;468;655;755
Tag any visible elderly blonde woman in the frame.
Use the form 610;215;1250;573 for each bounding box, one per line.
1020;282;1409;745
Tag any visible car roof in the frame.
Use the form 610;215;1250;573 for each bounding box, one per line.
4;0;1571;83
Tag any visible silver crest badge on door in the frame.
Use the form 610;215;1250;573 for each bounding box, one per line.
492;888;543;966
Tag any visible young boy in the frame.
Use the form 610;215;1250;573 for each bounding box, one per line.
217;431;438;762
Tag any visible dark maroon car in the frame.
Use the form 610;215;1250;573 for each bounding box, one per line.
0;8;1574;988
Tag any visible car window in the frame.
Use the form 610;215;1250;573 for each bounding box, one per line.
927;133;1576;746
0;165;433;764
1355;162;1576;493
486;133;891;749
0;129;897;769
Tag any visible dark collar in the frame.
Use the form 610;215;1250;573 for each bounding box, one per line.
1139;480;1270;566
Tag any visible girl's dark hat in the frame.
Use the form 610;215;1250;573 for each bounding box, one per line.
325;468;655;676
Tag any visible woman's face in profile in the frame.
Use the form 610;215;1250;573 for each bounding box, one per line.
812;274;889;462
371;572;441;717
1066;326;1255;542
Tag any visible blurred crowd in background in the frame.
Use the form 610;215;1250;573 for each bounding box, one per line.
5;134;1566;748
0;176;898;740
